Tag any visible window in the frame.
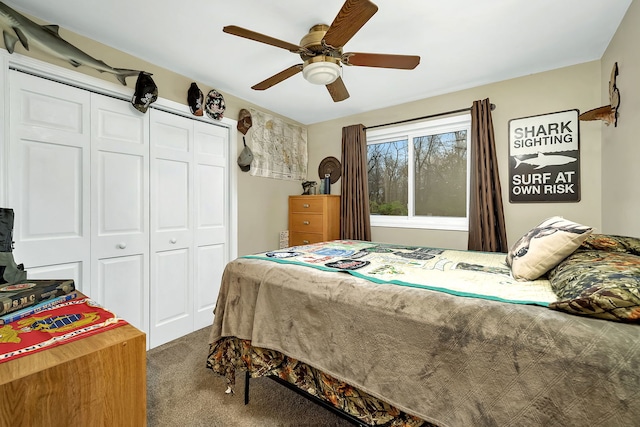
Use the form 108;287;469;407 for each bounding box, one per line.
366;114;471;230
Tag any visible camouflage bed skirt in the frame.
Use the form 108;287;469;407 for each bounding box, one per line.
207;336;436;427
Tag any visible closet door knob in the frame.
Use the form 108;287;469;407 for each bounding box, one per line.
117;242;127;249
170;238;177;244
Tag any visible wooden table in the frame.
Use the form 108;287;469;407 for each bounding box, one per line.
0;309;146;426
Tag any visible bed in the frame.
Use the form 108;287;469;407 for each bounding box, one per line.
207;219;640;427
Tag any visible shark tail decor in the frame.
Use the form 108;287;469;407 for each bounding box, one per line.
579;62;620;127
0;1;141;86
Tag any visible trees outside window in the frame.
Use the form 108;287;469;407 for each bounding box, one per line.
367;115;471;230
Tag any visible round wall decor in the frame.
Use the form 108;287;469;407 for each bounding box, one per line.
318;156;342;184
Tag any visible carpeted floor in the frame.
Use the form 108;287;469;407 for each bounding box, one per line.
146;326;354;427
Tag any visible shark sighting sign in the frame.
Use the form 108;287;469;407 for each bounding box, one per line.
508;109;580;203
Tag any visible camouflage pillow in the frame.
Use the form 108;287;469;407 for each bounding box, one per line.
579;234;640;256
548;250;640;322
506;216;592;281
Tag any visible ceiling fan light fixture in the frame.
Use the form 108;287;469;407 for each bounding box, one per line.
303;61;341;85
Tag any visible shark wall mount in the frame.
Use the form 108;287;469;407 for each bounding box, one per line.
0;1;141;86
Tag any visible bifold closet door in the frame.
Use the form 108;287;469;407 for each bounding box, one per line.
149;109;195;348
90;95;150;335
192;121;229;330
7;70;230;349
8;71;91;289
149;110;230;347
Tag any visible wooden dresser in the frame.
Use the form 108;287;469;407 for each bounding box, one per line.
288;195;341;246
0;321;146;426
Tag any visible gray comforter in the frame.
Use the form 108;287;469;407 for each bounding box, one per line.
209;257;640;427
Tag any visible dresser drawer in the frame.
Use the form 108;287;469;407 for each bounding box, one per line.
289;197;325;213
289;213;324;233
289;232;324;246
288;195;341;245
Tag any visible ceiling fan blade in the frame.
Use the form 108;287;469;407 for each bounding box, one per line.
326;77;350;102
343;52;420;69
323;0;378;48
252;64;303;91
223;25;304;53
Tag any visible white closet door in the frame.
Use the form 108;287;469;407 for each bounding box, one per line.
90;95;149;335
193;122;229;329
149;109;195;348
5;67;232;349
8;71;90;290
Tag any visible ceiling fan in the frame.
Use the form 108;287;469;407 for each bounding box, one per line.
223;0;420;102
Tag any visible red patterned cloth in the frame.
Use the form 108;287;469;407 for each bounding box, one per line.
0;297;127;363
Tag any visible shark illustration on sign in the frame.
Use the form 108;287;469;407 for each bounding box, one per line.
514;152;577;170
509;109;581;203
0;1;140;86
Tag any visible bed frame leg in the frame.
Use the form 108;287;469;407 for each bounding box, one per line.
244;370;250;405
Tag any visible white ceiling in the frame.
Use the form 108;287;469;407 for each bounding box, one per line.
3;0;631;125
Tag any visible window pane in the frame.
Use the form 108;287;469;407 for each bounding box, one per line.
414;130;467;217
367;139;408;216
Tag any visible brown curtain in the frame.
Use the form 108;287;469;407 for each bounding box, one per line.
468;98;508;252
340;124;372;241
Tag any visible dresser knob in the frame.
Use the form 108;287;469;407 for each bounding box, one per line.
303;203;310;208
170;238;177;244
303;221;310;225
117;242;127;249
303;240;310;244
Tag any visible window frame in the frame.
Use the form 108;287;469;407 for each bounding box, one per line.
366;114;472;231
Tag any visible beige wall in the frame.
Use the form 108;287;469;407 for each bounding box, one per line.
600;0;640;238
308;61;603;248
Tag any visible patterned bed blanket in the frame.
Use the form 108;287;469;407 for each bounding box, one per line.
208;336;434;426
209;241;640;427
245;240;557;306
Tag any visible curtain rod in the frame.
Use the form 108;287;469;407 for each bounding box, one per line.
364;103;496;130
